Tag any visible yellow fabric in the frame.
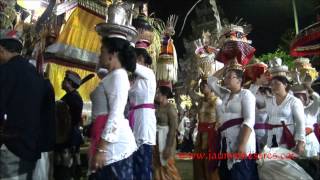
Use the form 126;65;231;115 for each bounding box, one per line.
57;6;104;54
47;63;100;102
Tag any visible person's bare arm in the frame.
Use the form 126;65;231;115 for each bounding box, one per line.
163;105;178;159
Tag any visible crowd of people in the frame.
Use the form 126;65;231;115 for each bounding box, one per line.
2;30;319;180
1;4;320;180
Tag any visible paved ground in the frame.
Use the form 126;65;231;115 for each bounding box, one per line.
80;146;194;179
176;159;193;180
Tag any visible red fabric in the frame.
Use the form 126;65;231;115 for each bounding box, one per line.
157;81;172;90
135;40;150;49
89;114;108;158
244;63;268;82
216;41;256;66
218;118;244;132
254;122;296;148
254;123;282;129
198;122;220;153
198;122;220;171
280;121;295;149
6;30;17;37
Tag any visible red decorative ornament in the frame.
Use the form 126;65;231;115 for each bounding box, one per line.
216;41;255;66
290;22;320;57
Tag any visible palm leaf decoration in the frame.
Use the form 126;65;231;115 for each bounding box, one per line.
145;15;165;73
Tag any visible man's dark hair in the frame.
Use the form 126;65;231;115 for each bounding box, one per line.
0;39;23;53
159;86;174;99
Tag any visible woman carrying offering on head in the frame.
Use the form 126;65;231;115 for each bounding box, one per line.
89;37;137;179
207;61;258;180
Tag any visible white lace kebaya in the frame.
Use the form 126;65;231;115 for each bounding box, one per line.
100;68;137;165
259;93;306;148
208;76;256;170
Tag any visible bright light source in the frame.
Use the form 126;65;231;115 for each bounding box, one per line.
17;0;48;22
17;0;46;10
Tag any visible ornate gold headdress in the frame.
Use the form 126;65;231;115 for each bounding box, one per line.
227;64;244;72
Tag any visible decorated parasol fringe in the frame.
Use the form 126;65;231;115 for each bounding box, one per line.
156;14;178;83
156;62;178;83
173;42;178;82
156;40;178;83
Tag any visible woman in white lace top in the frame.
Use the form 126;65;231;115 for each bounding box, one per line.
258;76;305;154
89;37;137;179
208;66;258;180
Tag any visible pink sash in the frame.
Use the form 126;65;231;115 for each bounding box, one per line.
128;103;155;129
89;114;108;158
218;118;244;132
254;122;295;148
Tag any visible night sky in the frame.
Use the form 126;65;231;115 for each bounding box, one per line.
149;0;319;57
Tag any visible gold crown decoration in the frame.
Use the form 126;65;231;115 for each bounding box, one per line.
226;58;244;72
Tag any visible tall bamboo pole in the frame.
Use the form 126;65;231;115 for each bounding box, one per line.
292;0;299;35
